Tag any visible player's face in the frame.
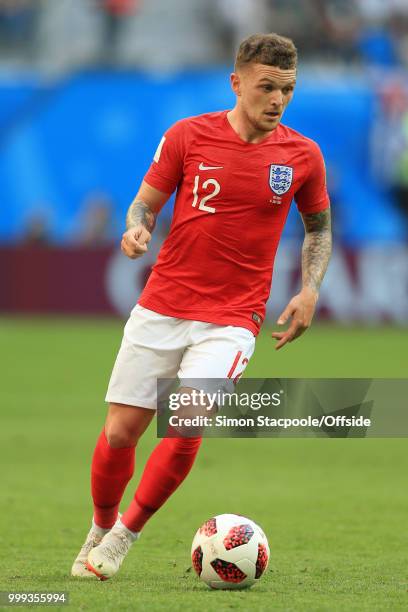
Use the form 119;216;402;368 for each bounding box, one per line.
232;63;297;133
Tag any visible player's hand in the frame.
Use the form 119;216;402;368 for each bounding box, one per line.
271;287;318;350
121;225;151;259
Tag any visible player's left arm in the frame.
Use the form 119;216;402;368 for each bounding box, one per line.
272;207;332;350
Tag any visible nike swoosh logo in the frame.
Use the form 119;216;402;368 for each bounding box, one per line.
199;162;223;171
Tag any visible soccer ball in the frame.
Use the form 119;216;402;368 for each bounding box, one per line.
191;513;270;590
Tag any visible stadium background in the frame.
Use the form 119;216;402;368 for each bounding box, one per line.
1;1;407;610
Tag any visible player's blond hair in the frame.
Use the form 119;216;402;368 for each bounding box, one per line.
235;33;297;72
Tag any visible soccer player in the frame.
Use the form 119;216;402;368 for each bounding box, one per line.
71;32;332;580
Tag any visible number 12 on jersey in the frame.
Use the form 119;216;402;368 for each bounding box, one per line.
192;175;220;214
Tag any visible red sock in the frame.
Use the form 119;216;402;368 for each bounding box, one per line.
121;436;202;532
91;429;135;529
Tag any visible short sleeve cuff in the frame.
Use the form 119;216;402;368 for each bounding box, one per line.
296;196;330;214
144;171;177;195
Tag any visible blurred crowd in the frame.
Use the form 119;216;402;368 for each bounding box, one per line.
1;0;408;70
372;78;408;226
20;192;119;247
19;191;172;248
2;0;408;244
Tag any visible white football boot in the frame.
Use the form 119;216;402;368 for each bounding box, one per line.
71;515;121;578
86;519;139;580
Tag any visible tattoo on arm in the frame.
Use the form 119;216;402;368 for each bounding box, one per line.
301;208;332;293
126;200;156;232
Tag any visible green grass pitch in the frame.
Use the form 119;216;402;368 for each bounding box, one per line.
0;318;407;611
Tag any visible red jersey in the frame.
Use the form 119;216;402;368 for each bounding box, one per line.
139;111;329;335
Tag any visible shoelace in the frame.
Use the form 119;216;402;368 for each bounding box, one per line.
101;531;131;563
79;532;102;557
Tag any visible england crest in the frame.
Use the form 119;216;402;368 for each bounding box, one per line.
269;164;293;195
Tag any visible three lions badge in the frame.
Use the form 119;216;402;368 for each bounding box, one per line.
269;165;293;195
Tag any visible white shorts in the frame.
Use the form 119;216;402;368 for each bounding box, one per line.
105;304;255;410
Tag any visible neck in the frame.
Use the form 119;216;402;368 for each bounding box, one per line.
227;107;275;144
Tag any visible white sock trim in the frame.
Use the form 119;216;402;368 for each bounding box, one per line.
92;519;111;535
115;518;141;541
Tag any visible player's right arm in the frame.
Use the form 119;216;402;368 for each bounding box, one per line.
121;182;170;259
121;120;187;259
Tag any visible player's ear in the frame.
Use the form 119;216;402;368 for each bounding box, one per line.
230;72;241;97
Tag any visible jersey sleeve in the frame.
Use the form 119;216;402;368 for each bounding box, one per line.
144;120;187;194
294;141;330;214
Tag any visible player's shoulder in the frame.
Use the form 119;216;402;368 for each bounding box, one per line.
167;111;226;133
277;123;323;156
186;110;226;126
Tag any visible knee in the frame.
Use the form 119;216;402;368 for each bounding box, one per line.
105;403;154;448
104;423;138;448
